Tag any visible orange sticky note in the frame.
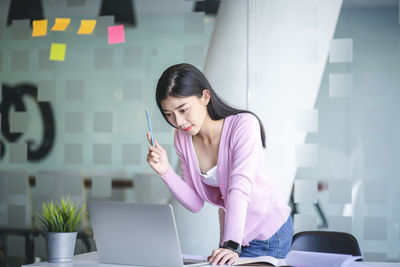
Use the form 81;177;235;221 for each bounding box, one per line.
51;18;71;31
49;43;67;61
32;19;48;37
77;20;97;34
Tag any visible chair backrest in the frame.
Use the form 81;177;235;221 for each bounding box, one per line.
291;231;362;257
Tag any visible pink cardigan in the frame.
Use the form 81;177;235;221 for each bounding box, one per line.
161;113;290;246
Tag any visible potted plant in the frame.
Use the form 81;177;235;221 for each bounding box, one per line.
36;196;87;263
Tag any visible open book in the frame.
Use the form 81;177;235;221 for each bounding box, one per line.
285;250;363;267
182;254;285;266
184;250;363;267
233;250;363;267
232;255;285;266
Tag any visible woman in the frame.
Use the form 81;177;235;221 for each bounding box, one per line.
146;63;292;265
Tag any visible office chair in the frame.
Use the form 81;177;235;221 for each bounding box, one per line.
291;231;362;257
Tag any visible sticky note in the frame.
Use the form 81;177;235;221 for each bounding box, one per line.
77;20;97;34
49;43;66;61
108;25;125;44
51;18;71;31
32;19;47;37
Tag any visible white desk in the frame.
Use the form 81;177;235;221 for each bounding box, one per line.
22;252;400;267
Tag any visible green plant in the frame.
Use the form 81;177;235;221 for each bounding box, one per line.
36;196;87;232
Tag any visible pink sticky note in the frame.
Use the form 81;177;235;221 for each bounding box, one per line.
108;25;125;44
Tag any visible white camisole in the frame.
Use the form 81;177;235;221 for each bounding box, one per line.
199;164;219;187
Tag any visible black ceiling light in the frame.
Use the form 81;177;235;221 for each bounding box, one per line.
194;0;220;16
7;0;44;26
99;0;136;27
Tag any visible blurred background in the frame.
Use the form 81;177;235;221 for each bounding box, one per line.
0;0;399;266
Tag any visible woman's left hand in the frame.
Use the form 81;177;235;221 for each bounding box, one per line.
207;248;239;265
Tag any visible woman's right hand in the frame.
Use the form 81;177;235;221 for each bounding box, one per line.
146;132;170;176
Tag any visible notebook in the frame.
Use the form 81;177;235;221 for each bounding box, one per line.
88;201;210;267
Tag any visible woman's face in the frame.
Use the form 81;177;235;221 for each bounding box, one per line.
161;91;209;135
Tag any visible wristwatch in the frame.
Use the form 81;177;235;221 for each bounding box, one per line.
222;240;241;255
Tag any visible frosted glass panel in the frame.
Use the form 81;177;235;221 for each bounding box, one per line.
329;73;353;98
362;72;389;96
294;179;317;204
64;143;84;164
328;216;352;233
296;109;318;133
9;143;27;163
94;48;114;69
271;3;400;260
11;50;29;71
7;173;26;194
11;19;30;40
38;49;57;70
294;214;317;233
123;47;143;69
93;144;112;164
123;79;143;100
66;80;84;101
329;38;353;62
295;144;318;167
36;174;56;196
329;179;352;204
121;144;141;165
363;252;387;262
94;112;113;133
363;180;387;205
95;16;114;36
91;176;111;197
184;12;204;34
364;217;387;241
65;112;84;133
38;80;56;102
0;1;217;259
8;204;25;227
9;112;29;133
184;45;204;68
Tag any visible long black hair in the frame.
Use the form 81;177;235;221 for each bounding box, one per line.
155;63;266;148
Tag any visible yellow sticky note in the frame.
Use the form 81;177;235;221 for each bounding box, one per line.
77;20;97;34
51;18;71;31
32;19;48;37
49;43;67;61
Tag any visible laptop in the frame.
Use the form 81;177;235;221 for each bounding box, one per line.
88;201;210;267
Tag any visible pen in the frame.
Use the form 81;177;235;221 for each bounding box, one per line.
145;108;155;146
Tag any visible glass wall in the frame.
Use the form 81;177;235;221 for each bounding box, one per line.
247;0;399;262
0;0;217;265
1;0;399;265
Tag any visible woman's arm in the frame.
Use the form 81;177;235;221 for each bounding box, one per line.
218;208;225;246
161;161;204;213
159;129;204;213
223;114;262;244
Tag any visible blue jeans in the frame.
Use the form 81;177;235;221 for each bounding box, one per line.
240;215;293;259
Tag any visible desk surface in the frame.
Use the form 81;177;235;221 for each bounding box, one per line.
22;252;400;267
